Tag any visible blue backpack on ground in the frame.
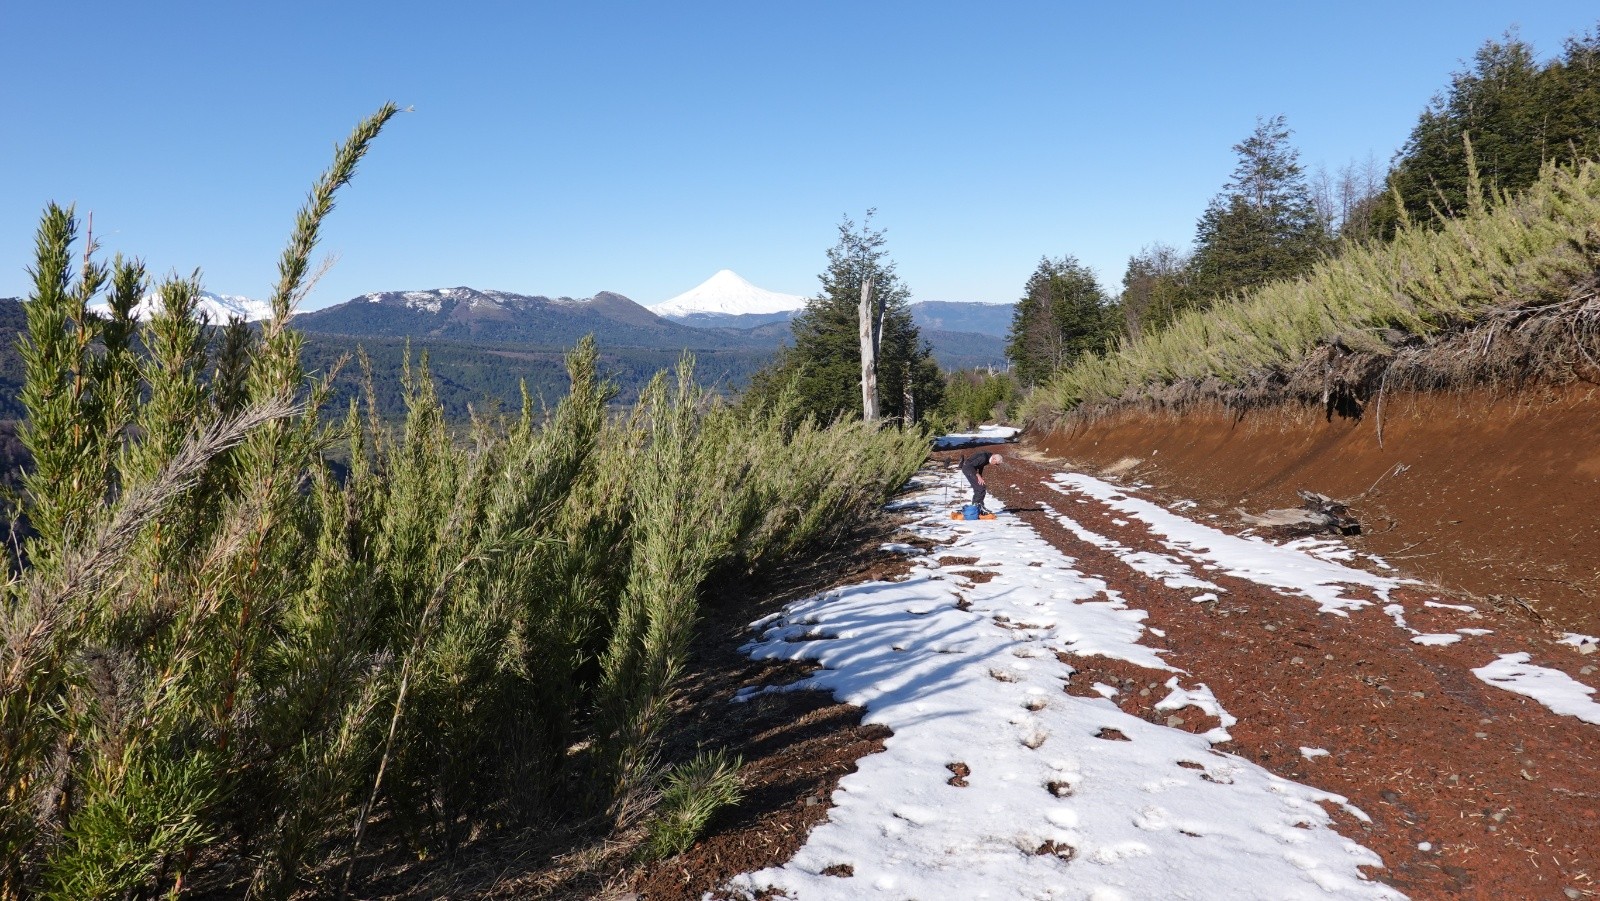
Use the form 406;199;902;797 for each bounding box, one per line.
962;504;981;521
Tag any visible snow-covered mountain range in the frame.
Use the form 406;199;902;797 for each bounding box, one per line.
88;290;273;323
53;271;1011;369
291;286;751;350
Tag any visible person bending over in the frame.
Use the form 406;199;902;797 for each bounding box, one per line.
959;451;1003;509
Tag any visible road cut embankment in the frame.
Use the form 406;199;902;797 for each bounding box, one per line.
1031;385;1600;634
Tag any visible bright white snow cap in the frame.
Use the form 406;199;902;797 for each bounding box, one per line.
650;269;806;317
991;454;1004;464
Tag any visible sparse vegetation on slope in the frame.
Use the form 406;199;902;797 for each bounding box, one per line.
1022;158;1600;424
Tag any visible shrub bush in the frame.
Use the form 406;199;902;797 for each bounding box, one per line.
0;108;929;898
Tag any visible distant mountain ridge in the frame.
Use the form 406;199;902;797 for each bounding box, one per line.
293;286;753;350
88;290;273;323
910;301;1014;338
296;284;1011;365
666;310;796;330
0;277;1012;425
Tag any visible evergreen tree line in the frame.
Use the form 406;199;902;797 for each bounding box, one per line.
1006;113;1333;385
1006;20;1600;388
0;108;929;898
1376;25;1600;235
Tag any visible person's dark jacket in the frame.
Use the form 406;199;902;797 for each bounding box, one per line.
960;451;994;477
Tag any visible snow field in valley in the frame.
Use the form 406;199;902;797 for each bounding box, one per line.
717;468;1402;901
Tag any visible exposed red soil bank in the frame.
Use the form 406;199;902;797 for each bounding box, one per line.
1033;386;1600;634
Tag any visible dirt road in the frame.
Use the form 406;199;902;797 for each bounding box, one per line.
622;448;1599;901
980;447;1599;899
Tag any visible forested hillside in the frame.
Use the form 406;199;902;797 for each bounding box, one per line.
299;332;772;418
0;297;26;420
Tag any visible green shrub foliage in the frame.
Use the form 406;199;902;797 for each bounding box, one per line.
0;108;928;899
641;749;743;861
938;369;1018;430
1023;158;1600;422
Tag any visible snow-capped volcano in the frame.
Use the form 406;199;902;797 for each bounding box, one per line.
89;291;273;323
650;270;806;318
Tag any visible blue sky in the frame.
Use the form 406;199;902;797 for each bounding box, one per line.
3;2;1595;310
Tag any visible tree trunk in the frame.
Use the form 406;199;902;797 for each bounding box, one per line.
902;359;914;424
859;278;879;421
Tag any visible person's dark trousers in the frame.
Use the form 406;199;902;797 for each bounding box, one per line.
965;472;986;507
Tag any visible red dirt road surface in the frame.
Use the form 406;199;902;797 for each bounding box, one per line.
620;395;1598;901
971;445;1600;900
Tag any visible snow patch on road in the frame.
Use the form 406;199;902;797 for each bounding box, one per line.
1560;633;1599;654
719;468;1400;901
1155;677;1236;744
1049;474;1406;615
933;425;1020;449
1382;604;1410;631
1410;633;1462;646
1472;653;1600;725
1039;501;1224;593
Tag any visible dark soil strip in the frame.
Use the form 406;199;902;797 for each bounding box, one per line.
623;548;912;900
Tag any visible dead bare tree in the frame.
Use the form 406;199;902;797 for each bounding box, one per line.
859;277;882;421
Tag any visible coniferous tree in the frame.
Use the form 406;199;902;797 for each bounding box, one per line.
1006;255;1116;386
1375;25;1600;236
766;213;942;423
1549;26;1600;155
1189;116;1330;304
